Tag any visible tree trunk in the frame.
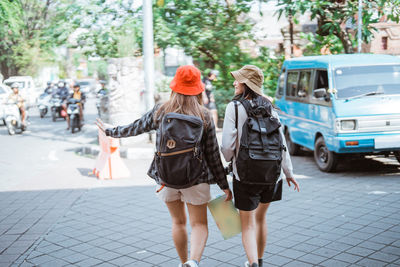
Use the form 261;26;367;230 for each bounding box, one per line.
0;58;19;80
337;30;355;54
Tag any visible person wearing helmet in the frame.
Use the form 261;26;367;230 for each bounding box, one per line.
8;83;26;125
65;83;86;130
55;80;69;101
202;70;220;131
97;80;108;95
44;81;53;94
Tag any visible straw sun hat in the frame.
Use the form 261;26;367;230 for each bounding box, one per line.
231;65;264;95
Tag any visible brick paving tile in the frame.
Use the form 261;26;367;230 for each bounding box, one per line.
368;251;400;263
283;260;314;267
320;258;351;267
380;246;400;256
264;254;293;266
333;252;364;264
356;257;387;267
40;258;70;267
74;257;103;267
297;253;328;265
108;255;137;266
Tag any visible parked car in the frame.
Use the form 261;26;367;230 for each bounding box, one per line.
275;54;400;172
3;76;39;108
76;79;96;95
0;83;12;125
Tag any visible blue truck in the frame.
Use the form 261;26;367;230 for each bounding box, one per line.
275;54;400;172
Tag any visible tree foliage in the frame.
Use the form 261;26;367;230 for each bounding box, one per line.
154;0;285;117
0;0;78;78
69;0;142;58
277;0;400;54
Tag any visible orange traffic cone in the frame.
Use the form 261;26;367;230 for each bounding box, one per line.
93;129;130;180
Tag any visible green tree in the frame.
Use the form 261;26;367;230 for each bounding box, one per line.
155;0;278;117
277;0;400;54
70;0;142;58
0;0;79;78
155;0;254;78
0;0;23;78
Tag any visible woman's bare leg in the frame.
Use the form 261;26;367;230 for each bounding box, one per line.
240;209;258;265
255;203;270;259
165;200;188;263
186;203;208;263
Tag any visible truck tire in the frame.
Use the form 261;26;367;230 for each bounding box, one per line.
314;136;338;172
395;151;400;164
285;128;301;155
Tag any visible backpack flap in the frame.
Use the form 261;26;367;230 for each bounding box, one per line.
160;113;203;153
248;116;281;135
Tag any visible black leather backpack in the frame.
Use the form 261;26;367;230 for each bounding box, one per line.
155;112;206;189
234;97;284;185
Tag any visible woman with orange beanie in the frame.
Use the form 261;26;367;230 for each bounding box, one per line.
97;65;232;267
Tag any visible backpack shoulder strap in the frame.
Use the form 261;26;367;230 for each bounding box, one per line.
233;101;239;156
233;101;238;130
238;99;252;116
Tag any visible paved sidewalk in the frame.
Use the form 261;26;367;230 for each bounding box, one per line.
3;169;399;267
1;146;400;267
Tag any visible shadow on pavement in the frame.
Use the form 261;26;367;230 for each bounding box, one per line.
77;168;96;178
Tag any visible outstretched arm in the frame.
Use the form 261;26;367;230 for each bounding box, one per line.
96;105;159;138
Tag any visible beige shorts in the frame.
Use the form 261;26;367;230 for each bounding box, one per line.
156;183;211;205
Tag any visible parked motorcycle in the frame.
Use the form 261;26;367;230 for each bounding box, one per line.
50;95;66;122
38;92;52;118
67;98;81;134
4;100;28;135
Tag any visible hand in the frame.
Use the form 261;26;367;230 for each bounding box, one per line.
223;189;233;201
286;177;300;192
95;118;112;133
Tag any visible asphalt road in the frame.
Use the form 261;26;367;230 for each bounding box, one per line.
0;96;156;192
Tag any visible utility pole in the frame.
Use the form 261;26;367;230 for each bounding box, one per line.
357;0;362;53
143;0;155;112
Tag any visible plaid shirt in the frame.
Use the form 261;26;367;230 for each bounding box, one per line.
105;105;229;190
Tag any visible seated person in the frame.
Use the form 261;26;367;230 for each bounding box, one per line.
8;83;26;125
65;84;86;130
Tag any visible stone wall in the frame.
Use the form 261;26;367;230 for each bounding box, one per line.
107;57;149;146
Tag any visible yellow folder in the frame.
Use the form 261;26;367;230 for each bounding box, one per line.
208;195;241;240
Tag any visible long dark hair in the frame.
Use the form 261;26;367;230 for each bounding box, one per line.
232;83;279;110
232;83;259;101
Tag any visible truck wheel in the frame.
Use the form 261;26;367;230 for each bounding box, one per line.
40;110;45;118
314;136;338;172
395;151;400;164
52;113;56;122
285;129;301;155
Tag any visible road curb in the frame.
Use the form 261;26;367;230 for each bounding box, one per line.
76;145;154;160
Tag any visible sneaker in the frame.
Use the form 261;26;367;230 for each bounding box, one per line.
183;260;199;267
244;261;258;267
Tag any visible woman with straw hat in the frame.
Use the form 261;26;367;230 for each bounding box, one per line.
221;65;299;267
